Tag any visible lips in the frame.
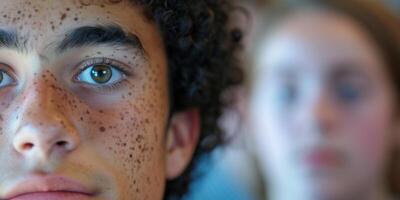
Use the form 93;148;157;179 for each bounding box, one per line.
305;148;341;168
3;175;97;200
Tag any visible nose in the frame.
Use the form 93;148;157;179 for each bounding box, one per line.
13;123;79;159
12;75;79;159
300;90;337;136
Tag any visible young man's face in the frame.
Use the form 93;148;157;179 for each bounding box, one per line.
0;1;198;200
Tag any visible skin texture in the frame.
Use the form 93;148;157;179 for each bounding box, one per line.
0;1;200;200
249;10;399;200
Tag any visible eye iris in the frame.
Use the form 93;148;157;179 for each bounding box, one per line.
0;71;3;83
90;65;112;84
338;85;359;103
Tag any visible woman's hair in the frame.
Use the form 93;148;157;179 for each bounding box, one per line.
125;1;243;199
252;0;400;194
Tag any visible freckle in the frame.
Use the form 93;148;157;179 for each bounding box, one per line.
99;126;106;132
61;13;67;21
17;10;21;14
66;8;70;11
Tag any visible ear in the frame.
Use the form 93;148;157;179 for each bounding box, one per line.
166;108;200;180
227;1;255;47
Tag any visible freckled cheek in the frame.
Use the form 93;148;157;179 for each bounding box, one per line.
83;78;168;164
83;93;166;196
0;87;18;112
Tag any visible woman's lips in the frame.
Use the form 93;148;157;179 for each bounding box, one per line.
304;148;342;169
4;175;97;200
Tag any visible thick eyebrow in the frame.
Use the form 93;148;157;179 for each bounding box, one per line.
57;25;143;53
0;29;28;52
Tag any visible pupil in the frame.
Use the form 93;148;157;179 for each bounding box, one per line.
91;65;112;83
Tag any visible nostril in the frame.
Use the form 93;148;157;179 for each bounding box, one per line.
22;143;34;150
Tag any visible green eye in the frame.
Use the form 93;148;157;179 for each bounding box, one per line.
76;61;125;86
90;64;112;84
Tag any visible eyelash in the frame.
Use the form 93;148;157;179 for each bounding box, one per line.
74;57;132;92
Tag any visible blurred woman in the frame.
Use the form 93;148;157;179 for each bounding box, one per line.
247;0;400;199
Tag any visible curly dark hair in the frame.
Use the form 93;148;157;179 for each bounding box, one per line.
127;0;244;199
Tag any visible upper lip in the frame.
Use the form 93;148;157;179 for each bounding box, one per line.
3;175;96;199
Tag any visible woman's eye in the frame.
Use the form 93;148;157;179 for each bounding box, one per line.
77;64;125;85
335;83;362;104
0;70;15;88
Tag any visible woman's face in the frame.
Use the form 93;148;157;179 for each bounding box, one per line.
0;0;171;200
250;10;398;199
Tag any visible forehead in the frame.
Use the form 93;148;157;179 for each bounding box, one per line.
255;10;385;76
0;0;153;52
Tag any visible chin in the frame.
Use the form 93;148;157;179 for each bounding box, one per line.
310;179;355;200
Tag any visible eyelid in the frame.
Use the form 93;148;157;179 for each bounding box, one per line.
0;63;18;84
